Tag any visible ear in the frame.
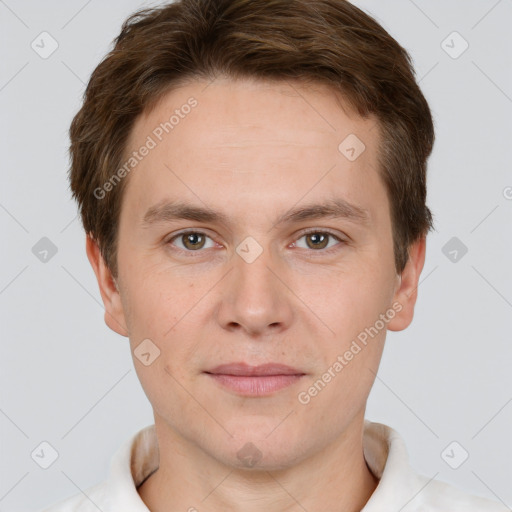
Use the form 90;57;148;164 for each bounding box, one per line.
85;234;129;337
387;236;426;332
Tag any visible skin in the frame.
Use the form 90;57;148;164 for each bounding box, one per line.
86;76;426;512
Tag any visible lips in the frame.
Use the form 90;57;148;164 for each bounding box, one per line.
205;362;305;377
204;363;306;396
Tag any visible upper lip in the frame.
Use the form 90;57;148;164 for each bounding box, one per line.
205;363;305;376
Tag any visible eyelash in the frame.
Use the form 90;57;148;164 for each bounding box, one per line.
165;228;346;257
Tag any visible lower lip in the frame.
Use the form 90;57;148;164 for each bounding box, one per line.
206;373;304;396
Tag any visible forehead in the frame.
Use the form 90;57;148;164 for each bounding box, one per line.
129;76;378;152
120;77;386;229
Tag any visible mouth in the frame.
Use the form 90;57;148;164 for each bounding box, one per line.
204;362;306;396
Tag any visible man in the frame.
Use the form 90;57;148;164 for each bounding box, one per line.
41;0;508;510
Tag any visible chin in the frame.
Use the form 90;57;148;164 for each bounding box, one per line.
211;423;309;471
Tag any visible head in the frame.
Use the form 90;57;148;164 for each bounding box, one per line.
71;0;434;469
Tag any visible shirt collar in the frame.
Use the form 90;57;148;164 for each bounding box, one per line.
361;420;424;510
107;423;159;510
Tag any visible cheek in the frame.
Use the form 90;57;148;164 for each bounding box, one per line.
121;265;191;334
299;271;390;404
121;270;212;377
122;275;193;397
315;265;394;339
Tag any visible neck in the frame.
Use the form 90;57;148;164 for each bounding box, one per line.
138;412;379;512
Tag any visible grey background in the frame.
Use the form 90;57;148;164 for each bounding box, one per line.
0;0;511;510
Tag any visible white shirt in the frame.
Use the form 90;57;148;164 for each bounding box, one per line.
40;420;508;511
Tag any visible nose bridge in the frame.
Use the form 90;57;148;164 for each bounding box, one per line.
217;235;293;335
235;239;275;296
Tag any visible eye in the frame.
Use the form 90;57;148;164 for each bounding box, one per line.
166;229;345;256
167;230;216;252
293;230;344;252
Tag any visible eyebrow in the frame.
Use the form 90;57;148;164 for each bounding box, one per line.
141;197;371;229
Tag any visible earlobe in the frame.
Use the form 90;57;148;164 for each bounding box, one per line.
85;234;129;337
387;237;427;332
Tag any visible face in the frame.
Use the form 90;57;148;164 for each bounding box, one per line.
88;76;425;470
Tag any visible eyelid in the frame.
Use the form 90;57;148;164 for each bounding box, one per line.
295;227;345;239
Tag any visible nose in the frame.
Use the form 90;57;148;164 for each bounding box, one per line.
215;242;294;337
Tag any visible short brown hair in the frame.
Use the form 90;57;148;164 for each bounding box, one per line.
69;0;435;278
